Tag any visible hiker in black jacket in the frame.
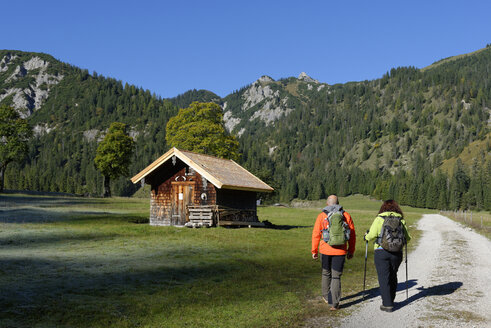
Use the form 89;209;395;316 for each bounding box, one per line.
364;200;411;312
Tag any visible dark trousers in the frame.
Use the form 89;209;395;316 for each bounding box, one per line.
321;254;346;307
374;249;403;307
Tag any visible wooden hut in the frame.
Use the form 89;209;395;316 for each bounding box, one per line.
131;148;273;227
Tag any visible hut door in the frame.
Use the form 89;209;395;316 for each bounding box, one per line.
171;182;194;225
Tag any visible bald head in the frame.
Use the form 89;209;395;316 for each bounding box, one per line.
327;195;339;206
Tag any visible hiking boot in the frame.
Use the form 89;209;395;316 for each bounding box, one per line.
380;305;393;312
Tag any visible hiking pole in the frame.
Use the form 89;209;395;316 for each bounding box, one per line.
363;230;369;300
405;242;408;300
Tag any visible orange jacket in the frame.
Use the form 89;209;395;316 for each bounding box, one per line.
311;210;356;256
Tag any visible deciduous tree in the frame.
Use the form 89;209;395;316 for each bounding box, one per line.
0;106;32;192
94;122;135;197
166;102;240;160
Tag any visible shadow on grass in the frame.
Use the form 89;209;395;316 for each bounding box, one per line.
0;194;107;207
0;194;136;224
0;207;124;223
0;253;294;327
0;231;120;247
260;220;311;230
339;280;463;311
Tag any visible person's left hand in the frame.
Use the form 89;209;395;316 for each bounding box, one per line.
346;252;353;260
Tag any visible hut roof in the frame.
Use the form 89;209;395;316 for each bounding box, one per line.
131;148;273;192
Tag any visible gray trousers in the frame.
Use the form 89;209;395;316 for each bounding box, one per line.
321;254;346;307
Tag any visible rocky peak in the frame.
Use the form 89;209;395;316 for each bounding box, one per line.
257;75;274;83
298;72;319;83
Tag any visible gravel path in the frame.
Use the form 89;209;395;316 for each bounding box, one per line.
307;214;491;328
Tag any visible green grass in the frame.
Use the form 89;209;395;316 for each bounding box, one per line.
420;46;488;72
438;133;491;174
440;210;491;239
0;194;432;327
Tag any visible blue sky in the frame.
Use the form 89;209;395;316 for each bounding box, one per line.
2;0;490;98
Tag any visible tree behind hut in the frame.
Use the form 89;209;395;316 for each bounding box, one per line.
94;122;135;197
166;102;240;160
0;106;32;192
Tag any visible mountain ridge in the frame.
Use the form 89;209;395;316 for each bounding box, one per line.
0;47;489;210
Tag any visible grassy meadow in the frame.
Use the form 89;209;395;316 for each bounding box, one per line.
0;193;434;328
440;210;491;239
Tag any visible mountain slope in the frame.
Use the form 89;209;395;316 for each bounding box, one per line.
219;48;490;207
0;47;489;209
0;50;178;196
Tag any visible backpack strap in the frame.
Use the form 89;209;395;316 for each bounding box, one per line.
322;210;330;230
322;210;345;229
377;214;390;245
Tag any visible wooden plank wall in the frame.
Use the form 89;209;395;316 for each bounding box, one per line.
149;167;217;226
148;164;260;226
150;167;186;225
193;171;216;206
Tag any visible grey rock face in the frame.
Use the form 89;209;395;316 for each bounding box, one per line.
238;77;295;126
33;123;54;136
0;56;64;116
129;128;140;139
0;54;17;72
23;57;49;70
242;82;277;111
298;72;319;83
223;110;241;132
5;65;27;82
258;75;274;83
249;104;293;125
83;129;100;142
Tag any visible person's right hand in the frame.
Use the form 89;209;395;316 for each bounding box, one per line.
312;253;318;260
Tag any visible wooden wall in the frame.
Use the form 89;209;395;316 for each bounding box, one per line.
148;163;259;226
193;170;216;206
149;166;217;226
149;168;184;226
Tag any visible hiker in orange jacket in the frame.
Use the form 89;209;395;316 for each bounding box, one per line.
312;195;356;310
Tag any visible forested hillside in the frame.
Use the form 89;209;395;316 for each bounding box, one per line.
229;48;490;210
0;50;177;196
0;47;489;210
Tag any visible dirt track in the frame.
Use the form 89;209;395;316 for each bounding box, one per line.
307;214;491;328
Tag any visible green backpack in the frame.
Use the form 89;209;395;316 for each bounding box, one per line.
321;211;350;246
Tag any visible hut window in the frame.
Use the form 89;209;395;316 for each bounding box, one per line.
202;176;207;190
